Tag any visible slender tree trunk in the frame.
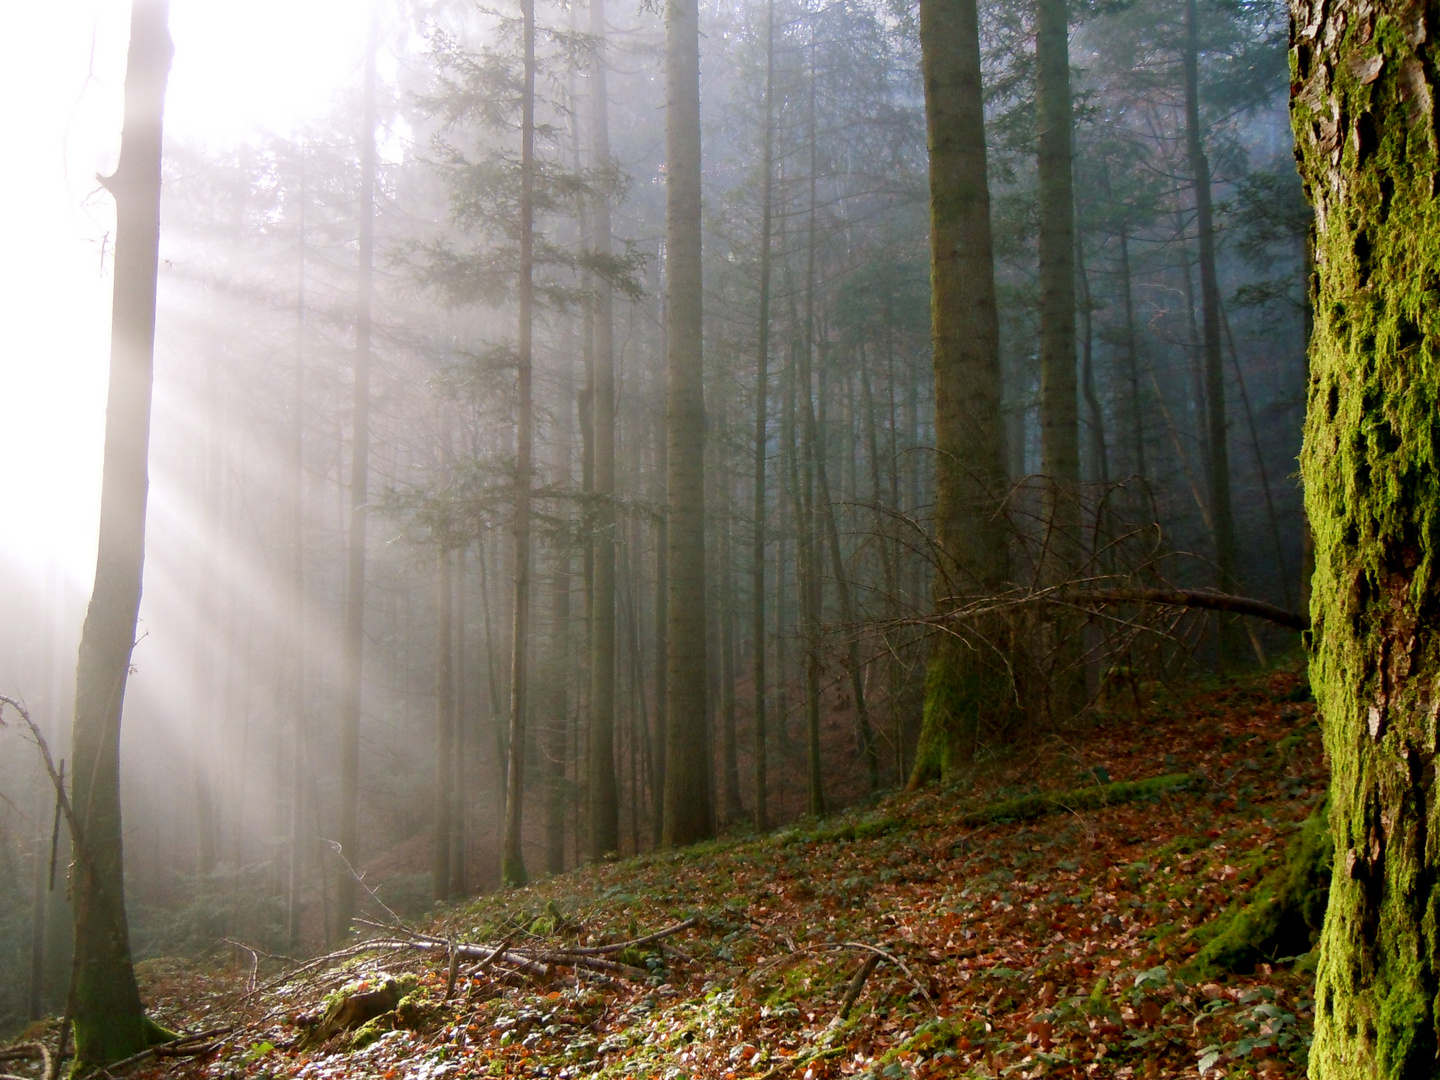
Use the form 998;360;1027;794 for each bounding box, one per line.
587;0;620;860
1076;233;1108;485
750;0;775;833
800;40;825;819
502;0;538;886
286;142;308;950
336;15;377;936
1182;0;1239;661
68;1;172;1066
1036;0;1083;720
1292;0;1440;1068
718;461;743;821
661;0;712;847
1036;0;1079;496
1116;226;1146;480
452;546;468;893
651;308;669;847
910;0;1009;784
433;547;455;901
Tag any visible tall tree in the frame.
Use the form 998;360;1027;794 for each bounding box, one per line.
336;14;378;935
1294;0;1440;1070
1036;0;1079;501
502;0;539;886
1182;0;1239;660
661;0;713;847
749;0;776;832
67;0;174;1066
587;0;620;862
910;0;1009;783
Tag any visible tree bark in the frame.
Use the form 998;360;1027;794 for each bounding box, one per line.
502;0;538;887
661;0;713;847
336;14;377;936
1292;0;1440;1070
587;0;620;861
910;0;1009;785
68;0;172;1066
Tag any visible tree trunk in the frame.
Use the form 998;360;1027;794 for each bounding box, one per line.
1036;0;1079;497
68;0;172;1066
433;547;455;901
1293;0;1440;1070
661;0;713;847
750;0;776;832
1182;0;1240;662
336;14;377;936
502;0;538;887
1036;0;1084;719
910;0;1009;785
286;142;308;950
587;0;620;861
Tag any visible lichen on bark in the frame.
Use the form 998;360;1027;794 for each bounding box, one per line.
1292;0;1440;1070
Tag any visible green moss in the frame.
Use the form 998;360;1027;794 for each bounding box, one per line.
955;772;1197;826
1295;0;1440;1071
1190;798;1333;974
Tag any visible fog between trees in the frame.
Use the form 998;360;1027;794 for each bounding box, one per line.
0;0;1305;1032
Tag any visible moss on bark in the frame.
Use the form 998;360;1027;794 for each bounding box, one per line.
1190;797;1332;974
1292;0;1440;1070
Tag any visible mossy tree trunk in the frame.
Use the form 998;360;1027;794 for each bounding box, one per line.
69;0;172;1068
1293;0;1440;1071
910;0;1010;785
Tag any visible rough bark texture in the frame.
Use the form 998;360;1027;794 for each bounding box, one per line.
336;16;377;936
69;0;173;1067
587;0;620;862
661;0;714;847
1293;0;1440;1070
910;0;1010;785
503;0;538;887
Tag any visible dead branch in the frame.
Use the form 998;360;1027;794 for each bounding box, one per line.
94;1028;231;1079
833;953;881;1023
1058;588;1307;632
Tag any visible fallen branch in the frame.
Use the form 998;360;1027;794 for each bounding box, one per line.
833;953;881;1023
94;1028;231;1078
957;772;1198;827
1059;589;1307;632
0;1042;49;1080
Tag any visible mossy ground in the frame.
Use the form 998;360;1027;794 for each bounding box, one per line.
6;662;1327;1079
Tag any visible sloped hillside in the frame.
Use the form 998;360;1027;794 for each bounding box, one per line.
5;664;1326;1080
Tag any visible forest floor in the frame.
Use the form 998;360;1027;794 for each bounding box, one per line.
8;660;1326;1080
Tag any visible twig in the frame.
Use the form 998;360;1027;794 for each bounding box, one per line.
565;918;699;955
444;940;460;1001
831;942;937;1016
833;953;881;1023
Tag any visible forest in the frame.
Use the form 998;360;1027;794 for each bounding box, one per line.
0;0;1434;1074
